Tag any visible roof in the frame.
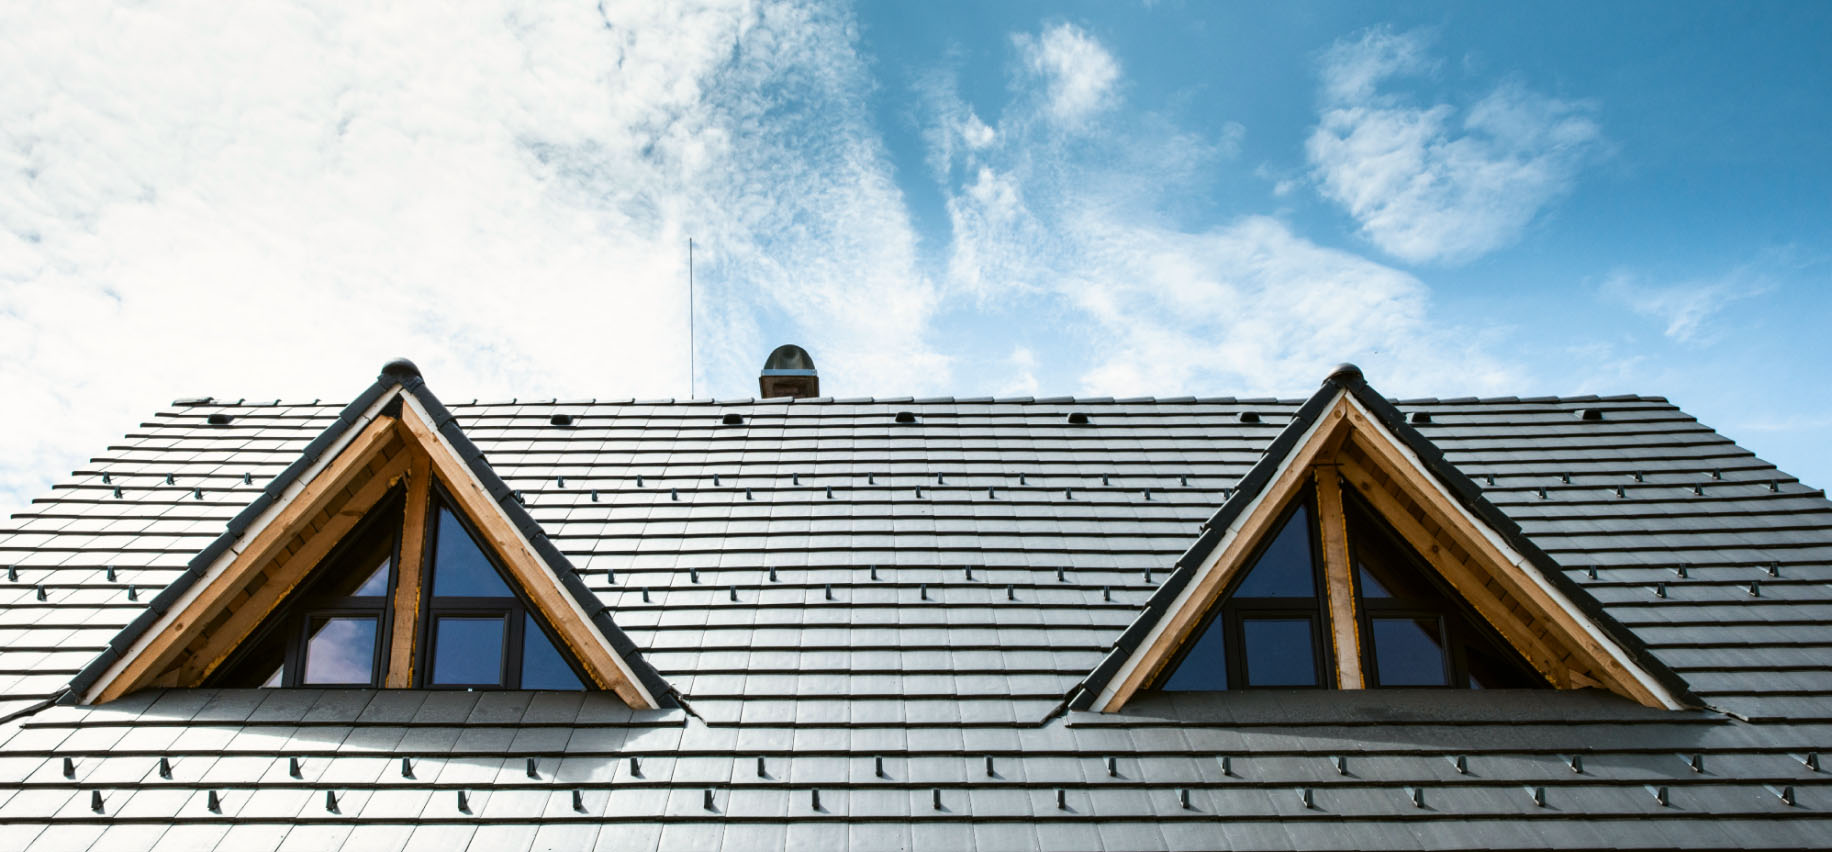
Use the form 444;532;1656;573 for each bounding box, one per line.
1;365;1829;850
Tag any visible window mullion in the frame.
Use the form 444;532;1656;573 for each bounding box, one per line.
1313;467;1365;689
385;452;435;688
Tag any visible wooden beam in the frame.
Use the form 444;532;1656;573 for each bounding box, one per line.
1102;397;1353;710
1334;452;1574;688
1312;466;1363;689
398;401;652;708
384;451;433;688
1330;412;1672;708
173;451;412;687
93;415;405;702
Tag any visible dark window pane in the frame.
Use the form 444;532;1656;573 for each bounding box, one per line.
321;504;399;598
1356;565;1393;598
1464;640;1542;689
1233;504;1318;598
1160;614;1229;691
431;507;511;598
1370;617;1449;686
520;614;584;690
301;616;378;685
1241;618;1318;686
1349;505;1446;603
431;616;506;686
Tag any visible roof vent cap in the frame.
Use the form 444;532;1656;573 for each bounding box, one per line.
379;357;421;383
549;413;575;428
1576;408;1604;421
759;345;819;400
721;412;745;426
1237;411;1260;424
206;413;235;426
1066;412;1090;425
894;411;918;425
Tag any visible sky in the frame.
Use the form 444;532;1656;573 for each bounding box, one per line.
2;1;1829;513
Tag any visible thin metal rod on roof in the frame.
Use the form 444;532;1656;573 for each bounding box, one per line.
811;789;821;811
824;584;833;601
1057;567;1066;583
4;566;13;582
931;789;942;811
729;587;738;602
1006;586;1015;601
985;756;995;777
757;757;767;777
875;757;885;778
964;567;973;581
689;568;699;584
1056;789;1067;810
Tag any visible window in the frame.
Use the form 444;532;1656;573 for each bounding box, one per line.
1155;481;1541;692
214;486;586;690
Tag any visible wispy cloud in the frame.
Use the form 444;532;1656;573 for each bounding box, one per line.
1599;263;1777;344
925;23;1523;399
1306;27;1604;264
0;0;941;511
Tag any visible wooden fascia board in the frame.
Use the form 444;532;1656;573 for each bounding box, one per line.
1334;395;1683;709
1094;391;1355;711
83;390;407;703
396;394;659;709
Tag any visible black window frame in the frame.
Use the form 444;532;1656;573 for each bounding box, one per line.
1343;484;1542;690
210;489;405;689
1153;489;1334;690
412;484;588;690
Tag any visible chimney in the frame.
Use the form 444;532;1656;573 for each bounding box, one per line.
759;344;819;399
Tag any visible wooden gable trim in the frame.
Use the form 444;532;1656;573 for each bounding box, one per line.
397;397;658;709
1095;391;1682;711
91;411;410;701
1095;396;1355;710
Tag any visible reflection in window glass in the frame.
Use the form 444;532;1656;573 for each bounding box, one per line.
520;614;584;690
301;616;378;685
1233;504;1318;598
1241;618;1318;686
1160;614;1228;691
431;616;507;685
1369;617;1450;686
431;508;512;598
352;558;391;597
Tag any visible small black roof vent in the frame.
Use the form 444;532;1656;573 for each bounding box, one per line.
721;413;745;426
1238;412;1260;424
206;413;235;426
549;413;576;428
1577;408;1605;421
894;411;918;425
1066;412;1090;425
1408;411;1431;425
760;345;819;400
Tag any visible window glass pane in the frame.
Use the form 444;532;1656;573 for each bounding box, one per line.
1370;617;1450;686
301;616;378;685
431;506;512;598
431;616;507;686
1349;506;1446;603
1464;640;1542;689
352;557;391;597
1232;504;1318;598
259;665;283;688
1241;618;1318;686
1160;614;1228;691
520;614;584;690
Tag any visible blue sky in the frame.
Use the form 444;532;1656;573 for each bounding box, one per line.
1;1;1828;511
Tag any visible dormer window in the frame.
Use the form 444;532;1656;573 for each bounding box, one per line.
215;487;586;690
1153;483;1541;693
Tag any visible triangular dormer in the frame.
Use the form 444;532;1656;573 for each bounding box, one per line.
68;359;674;709
1076;364;1694;712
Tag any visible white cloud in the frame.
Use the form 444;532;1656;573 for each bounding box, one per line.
1600;267;1774;344
1306;27;1603;264
925;27;1521;399
1012;23;1120;126
0;0;942;512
